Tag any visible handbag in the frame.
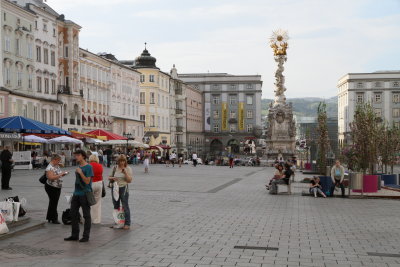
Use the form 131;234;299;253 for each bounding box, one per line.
76;172;96;206
101;181;106;198
39;171;47;184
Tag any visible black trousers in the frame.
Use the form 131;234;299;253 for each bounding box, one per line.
330;180;345;197
1;165;12;189
107;156;111;168
44;183;61;221
70;195;91;239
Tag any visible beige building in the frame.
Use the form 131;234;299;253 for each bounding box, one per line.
185;81;204;156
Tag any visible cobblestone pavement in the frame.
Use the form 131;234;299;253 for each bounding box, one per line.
1;165;400;267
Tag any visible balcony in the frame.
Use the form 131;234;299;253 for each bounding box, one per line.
176;108;183;115
58;85;71;94
176;126;183;132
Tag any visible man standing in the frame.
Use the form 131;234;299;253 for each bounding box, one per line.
104;147;112;168
192;152;198;167
65;150;94;242
1;146;13;190
330;160;345;197
170;151;177;167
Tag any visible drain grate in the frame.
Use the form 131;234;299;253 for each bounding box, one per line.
169;200;182;202
367;252;400;258
207;178;242;193
234;245;279;251
0;245;64;257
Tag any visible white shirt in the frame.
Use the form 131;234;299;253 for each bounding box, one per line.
192;154;198;160
170;153;177;159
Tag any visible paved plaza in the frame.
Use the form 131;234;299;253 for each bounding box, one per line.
1;165;400;267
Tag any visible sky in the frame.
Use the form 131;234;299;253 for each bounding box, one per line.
48;0;400;99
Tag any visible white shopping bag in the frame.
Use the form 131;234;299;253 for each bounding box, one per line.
65;194;72;204
0;212;9;234
112;207;125;227
113;182;119;202
12;202;20;222
0;201;14;222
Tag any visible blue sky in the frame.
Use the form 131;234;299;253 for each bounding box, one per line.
49;0;400;99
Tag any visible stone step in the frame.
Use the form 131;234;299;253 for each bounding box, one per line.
0;217;45;241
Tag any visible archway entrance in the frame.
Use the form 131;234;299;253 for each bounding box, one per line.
210;139;223;156
227;139;240;154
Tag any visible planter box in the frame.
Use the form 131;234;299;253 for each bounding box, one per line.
382;174;398;185
353;175;378;193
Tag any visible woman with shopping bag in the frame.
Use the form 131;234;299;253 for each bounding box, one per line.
45;154;69;224
89;154;103;224
108;155;132;230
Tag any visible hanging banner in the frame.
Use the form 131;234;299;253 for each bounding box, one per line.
238;102;244;131
204;103;211;131
222;102;227;131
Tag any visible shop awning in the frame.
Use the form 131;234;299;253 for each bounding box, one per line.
70;130;96;140
0;116;70;135
85;129;126;141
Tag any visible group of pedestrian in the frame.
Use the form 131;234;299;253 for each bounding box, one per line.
42;149;133;242
267;163;293;194
308;160;345;198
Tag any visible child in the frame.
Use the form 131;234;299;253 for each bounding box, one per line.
310;177;326;198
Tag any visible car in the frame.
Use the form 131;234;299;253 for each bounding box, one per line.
184;158;203;165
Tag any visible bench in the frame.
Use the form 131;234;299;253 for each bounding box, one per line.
277;181;292;194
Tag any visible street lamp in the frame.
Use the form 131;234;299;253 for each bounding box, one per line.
123;132;134;155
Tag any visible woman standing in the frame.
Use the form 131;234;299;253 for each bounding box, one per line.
143;154;150;173
89;154;103;224
109;155;133;229
45;154;68;224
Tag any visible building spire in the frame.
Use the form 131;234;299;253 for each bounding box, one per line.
144;42;147;50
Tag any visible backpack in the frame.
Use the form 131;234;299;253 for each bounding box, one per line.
62;209;72;225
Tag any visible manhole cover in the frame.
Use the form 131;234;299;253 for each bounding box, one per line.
0;245;64;256
169;200;182;202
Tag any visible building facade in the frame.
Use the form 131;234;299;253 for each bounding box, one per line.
185;81;204;157
121;46;171;146
337;71;400;147
179;73;262;158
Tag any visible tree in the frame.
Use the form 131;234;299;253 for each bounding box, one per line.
377;122;400;173
349;103;379;174
316;102;330;174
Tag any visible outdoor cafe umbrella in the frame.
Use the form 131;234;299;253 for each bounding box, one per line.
48;136;83;145
0;116;70;135
23;135;48;143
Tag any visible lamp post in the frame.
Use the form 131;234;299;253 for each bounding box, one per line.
123;132;134;155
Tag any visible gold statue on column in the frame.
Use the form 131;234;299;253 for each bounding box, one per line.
270;29;289;56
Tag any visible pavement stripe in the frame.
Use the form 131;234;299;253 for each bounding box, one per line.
206;178;242;193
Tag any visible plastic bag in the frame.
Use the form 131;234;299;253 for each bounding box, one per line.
0;201;14;222
0;212;9;234
113;182;119;202
12;202;20;222
112;207;125;227
65;194;72;204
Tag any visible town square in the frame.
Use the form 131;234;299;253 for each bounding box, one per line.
0;0;400;266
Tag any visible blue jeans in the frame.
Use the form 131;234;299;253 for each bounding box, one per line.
112;186;131;226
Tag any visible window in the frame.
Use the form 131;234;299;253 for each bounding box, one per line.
230;124;236;133
16;39;20;56
247;124;253;133
374;81;382;88
230;110;236;119
140;114;145;121
212;95;220;104
44;78;49;93
42;109;47;123
393;82;399;88
149;75;154;82
247;110;253;119
395;122;400;128
356;93;364;103
230;84;236;90
53;28;56;37
229;95;237;105
43;48;48;64
50;51;55;66
150;92;155;104
393;93;400;103
36;46;41;62
213;124;220;133
49;110;54;125
35;21;38;29
157;93;160;106
140;75;145;83
246;95;253;105
23;104;27;117
0;97;4;113
64;46;68;58
374;108;382;118
150;115;155;127
56;111;60;126
140;92;145;104
246;84;253;89
374;93;382;103
393;108;400;118
27;43;33;59
5;67;11;85
157;116;160;127
51;79;56;94
356;82;363;88
28;73;33;89
3;12;6;21
4;36;11;52
213;110;220;119
36;77;42;92
33;106;38;120
17;72;22;87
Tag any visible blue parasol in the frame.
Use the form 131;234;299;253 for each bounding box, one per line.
0;116;70;135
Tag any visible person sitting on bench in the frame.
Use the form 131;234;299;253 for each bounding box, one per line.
309;177;326;198
270;163;292;194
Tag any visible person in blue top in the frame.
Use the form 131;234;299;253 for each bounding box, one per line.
64;150;94;243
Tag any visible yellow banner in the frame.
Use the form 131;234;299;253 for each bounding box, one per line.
238;102;244;130
222;102;227;131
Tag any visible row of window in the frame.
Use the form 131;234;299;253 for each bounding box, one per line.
356;81;400;89
372;108;400;118
210;84;254;89
213;124;253;133
3;69;56;94
140;92;169;107
36;46;56;66
212;110;254;119
212;95;253;105
356;92;400;103
140;114;170;129
17;106;60;126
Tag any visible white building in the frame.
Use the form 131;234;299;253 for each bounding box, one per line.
337;71;400;147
